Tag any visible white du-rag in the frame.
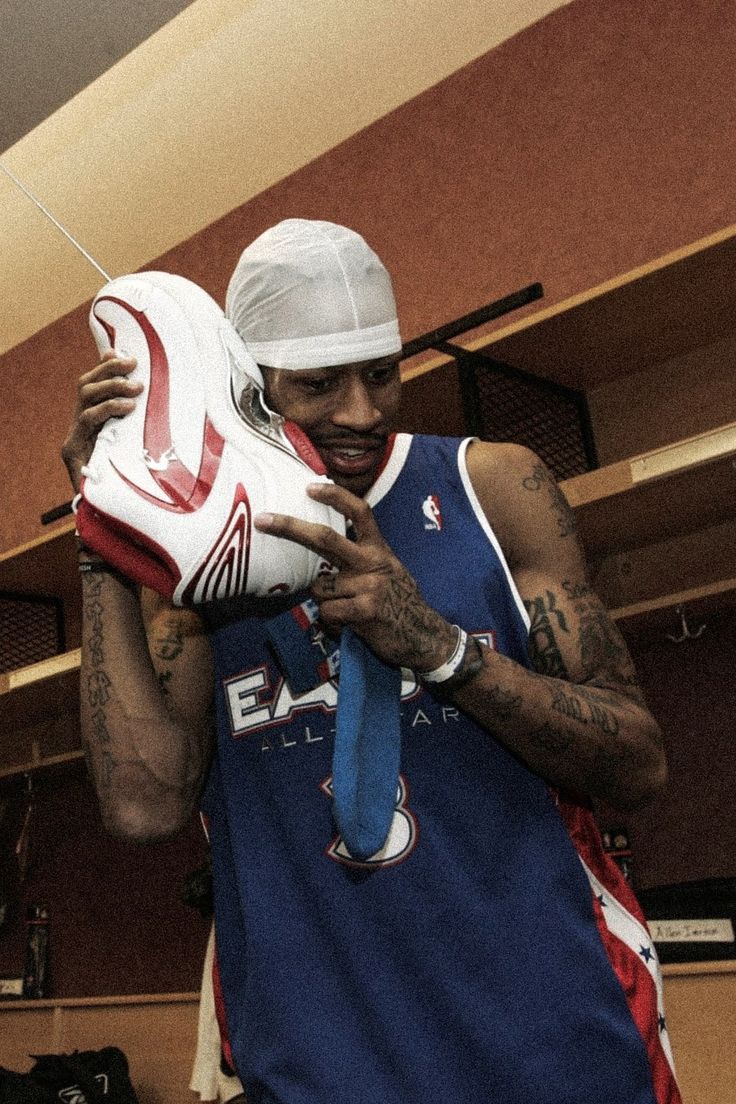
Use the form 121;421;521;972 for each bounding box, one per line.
225;219;402;371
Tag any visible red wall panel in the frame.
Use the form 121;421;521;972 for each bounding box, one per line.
1;0;734;997
3;0;735;553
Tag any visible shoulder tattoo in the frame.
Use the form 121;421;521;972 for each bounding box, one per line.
521;460;576;538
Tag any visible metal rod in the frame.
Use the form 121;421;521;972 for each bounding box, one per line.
40;502;74;526
0;160;111;281
400;283;543;360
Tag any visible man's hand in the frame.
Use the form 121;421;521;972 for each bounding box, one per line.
254;483;457;672
61;351;142;493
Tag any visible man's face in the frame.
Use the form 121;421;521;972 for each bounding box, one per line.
257;356;402;496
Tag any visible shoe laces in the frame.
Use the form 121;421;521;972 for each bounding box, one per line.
81;423;119;483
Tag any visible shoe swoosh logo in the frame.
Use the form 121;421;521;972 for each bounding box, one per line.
93;295;224;513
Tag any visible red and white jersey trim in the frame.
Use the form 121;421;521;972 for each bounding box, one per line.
580;861;679;1092
557;798;682;1104
365;433;412;506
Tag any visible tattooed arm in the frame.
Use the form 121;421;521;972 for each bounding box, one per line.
452;441;666;809
80;563;214;841
63;354;214;840
255;443;665;810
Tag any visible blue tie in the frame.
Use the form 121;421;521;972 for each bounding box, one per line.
332;627;402;860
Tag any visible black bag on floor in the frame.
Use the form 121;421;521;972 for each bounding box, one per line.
0;1065;50;1104
0;1047;139;1104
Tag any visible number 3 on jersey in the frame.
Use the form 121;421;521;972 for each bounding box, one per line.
320;774;418;868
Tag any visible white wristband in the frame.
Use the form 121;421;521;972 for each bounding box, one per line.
418;626;468;684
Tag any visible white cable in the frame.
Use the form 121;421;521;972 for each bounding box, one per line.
0;160;111;282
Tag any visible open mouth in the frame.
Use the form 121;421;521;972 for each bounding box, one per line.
315;438;387;478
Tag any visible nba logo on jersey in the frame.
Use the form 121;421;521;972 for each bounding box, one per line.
422;494;443;530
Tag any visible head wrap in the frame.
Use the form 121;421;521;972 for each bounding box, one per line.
225;219;401;371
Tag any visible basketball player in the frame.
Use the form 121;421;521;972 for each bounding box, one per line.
62;220;680;1104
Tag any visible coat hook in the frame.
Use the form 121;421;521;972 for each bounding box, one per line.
665;604;706;643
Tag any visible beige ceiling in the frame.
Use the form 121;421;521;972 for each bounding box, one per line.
0;0;198;153
0;0;572;357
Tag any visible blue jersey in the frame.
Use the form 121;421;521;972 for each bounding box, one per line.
202;434;679;1104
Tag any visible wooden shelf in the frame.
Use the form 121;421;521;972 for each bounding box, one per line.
610;577;736;645
0;649;82;778
0;519;82;649
400;227;736;630
0;991;199;1012
561;422;736;560
0;523;84;779
0;648;80;723
0;518;76;597
0;749;84;781
404;223;736;390
0;648;80;692
661;959;736;978
611;576;736;624
0;994;202;1104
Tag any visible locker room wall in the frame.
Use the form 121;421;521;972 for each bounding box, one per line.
2;0;735;553
0;0;734;996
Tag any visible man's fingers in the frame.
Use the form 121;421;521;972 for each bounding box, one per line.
310;596;366;630
79;396;138;428
81;374;142;404
94;352;137;373
77;370;142;424
253;513;367;569
82;355;139;387
305;482;384;543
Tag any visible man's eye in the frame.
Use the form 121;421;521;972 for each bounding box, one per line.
301;378;332;394
368;366;399;386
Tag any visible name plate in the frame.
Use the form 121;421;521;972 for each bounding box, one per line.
0;977;23;997
649;918;734;943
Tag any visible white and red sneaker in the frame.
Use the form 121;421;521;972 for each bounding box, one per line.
77;272;344;605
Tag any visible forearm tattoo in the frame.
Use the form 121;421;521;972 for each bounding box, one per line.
524;591;570;679
153;616;185;662
577;603;644;700
152;616;185;717
528;681;629;786
483;683;523;725
520;576;657;776
525;579;646;698
82;574;116;792
522;461;576;538
150;617;211;793
551;685;620;737
380;566;449;667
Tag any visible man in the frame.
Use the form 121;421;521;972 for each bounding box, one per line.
62;220;679;1104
